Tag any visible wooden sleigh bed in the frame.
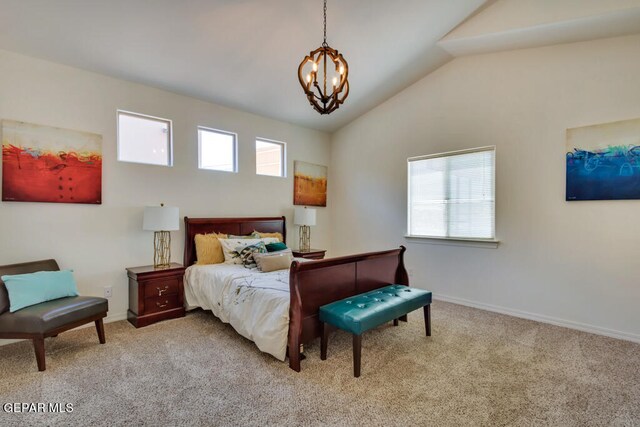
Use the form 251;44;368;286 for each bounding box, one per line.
183;216;409;372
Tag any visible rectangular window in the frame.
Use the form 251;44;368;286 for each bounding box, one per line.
117;110;172;166
256;138;286;177
408;146;495;240
198;127;237;172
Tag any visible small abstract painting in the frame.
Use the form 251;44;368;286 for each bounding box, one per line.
294;161;327;207
566;118;640;201
2;120;102;204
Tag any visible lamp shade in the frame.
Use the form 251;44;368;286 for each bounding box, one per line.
294;207;316;226
143;206;179;231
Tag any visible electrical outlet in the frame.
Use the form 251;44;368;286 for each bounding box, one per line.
104;286;113;298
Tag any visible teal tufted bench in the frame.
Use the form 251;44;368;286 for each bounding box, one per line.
319;284;432;377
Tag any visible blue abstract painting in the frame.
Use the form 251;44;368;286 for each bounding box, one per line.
566;118;640;201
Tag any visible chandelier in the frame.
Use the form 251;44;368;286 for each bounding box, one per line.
297;0;349;115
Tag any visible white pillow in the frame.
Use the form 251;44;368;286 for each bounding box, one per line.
219;238;278;264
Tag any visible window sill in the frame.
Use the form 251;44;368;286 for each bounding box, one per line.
404;235;500;249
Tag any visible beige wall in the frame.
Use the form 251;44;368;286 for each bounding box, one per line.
330;34;640;342
0;49;331;326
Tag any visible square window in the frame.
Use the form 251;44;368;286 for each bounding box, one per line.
408;146;495;239
198;127;237;172
256;138;286;177
117;110;172;166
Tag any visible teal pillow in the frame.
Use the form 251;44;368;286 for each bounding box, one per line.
265;242;288;252
1;270;79;313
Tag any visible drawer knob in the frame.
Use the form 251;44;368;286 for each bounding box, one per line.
156;300;169;308
157;285;169;296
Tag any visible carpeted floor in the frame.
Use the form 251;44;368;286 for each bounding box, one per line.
0;301;638;426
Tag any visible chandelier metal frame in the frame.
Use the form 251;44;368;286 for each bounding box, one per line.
297;0;349;115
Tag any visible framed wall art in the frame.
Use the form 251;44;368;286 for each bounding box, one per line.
566;117;640;201
293;160;327;207
2;120;102;204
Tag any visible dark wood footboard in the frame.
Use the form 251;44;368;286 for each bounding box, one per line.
287;246;409;372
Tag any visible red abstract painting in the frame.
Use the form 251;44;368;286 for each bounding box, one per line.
2;120;102;204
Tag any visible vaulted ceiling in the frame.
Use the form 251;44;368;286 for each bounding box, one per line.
1;0;640;133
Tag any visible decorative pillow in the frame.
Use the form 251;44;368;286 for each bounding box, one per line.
253;231;284;242
265;242;288;252
236;242;267;268
195;233;228;265
219;238;279;264
228;234;255;239
1;270;79;313
254;251;294;272
253;248;293;272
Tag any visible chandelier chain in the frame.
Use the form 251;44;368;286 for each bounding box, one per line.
323;0;327;47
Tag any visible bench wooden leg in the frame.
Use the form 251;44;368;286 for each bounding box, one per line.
321;322;328;360
353;334;362;378
33;336;46;372
393;319;399;326
95;318;106;344
423;305;431;336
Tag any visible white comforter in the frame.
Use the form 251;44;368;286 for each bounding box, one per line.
184;264;291;361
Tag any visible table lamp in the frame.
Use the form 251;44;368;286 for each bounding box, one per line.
143;204;179;268
294;206;316;252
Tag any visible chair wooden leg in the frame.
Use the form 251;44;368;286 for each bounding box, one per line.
321;323;328;360
353;334;362;378
424;305;431;336
95;319;106;344
33;336;46;372
393;318;399;326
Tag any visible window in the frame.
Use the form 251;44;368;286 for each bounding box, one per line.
256;138;286;177
198;127;237;172
407;146;495;240
117;110;172;166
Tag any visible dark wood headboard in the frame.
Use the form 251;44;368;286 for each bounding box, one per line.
183;216;286;266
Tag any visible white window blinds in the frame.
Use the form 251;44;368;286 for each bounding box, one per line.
408;147;495;239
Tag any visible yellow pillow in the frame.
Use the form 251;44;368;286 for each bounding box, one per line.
195;233;228;265
254;231;283;242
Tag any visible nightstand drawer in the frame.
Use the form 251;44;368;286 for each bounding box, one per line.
144;294;181;315
143;277;181;299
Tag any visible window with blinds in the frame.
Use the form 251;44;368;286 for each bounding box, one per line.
407;146;495;240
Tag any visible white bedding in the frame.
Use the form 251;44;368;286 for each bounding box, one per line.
184;263;291;361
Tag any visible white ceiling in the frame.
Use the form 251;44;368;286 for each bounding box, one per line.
4;1;638;133
0;0;486;133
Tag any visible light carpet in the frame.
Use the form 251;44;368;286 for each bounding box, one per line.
0;301;638;426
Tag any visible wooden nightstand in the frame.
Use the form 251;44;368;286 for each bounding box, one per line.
291;249;326;260
127;263;185;328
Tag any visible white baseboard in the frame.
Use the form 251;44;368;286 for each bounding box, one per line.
0;311;128;347
433;293;640;344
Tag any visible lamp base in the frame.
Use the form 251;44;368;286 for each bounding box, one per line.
299;225;311;252
153;231;171;269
